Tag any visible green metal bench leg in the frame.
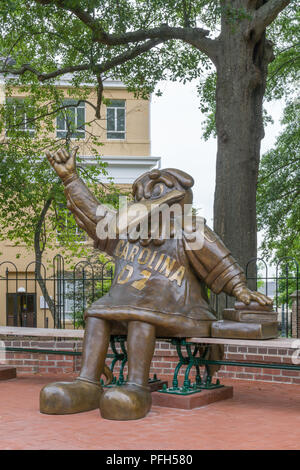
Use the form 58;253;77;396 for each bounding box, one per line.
103;335;164;388
117;337;128;385
197;346;223;390
159;339;224;395
101;335;127;386
172;361;185;389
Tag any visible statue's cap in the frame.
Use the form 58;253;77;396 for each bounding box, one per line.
162;168;194;189
133;168;194;201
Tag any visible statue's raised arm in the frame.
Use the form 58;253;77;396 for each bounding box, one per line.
46;147;117;254
46;147;186;256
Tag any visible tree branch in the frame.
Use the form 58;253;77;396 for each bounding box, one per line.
277;187;299;199
104;25;215;54
267;55;300;84
33;0;217;59
0;62;90;80
258;156;300;182
35;0;104;36
0;38;165;84
3;100;93;130
247;0;291;41
182;0;192;27
95;74;103;119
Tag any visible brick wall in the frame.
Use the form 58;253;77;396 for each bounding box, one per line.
1;337;300;385
291;291;300;338
0;339;82;375
215;344;300;385
150;342;300;385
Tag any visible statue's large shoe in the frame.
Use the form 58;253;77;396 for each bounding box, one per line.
40;377;102;415
100;383;151;420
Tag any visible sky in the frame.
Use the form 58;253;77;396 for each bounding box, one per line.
150;80;284;230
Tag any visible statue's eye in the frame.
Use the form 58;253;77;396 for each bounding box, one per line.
152;183;164;198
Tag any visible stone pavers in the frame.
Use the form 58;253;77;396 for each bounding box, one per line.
0;374;300;450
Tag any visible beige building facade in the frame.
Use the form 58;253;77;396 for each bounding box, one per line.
0;75;160;328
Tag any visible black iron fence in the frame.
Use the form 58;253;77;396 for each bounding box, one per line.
246;257;299;338
0;255;299;337
0;254;114;330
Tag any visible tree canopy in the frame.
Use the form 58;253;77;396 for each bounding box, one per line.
257;99;300;263
0;86;117;321
0;1;296;110
0;0;298;271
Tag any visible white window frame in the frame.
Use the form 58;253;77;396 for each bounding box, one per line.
63;278;87;319
56;206;87;244
64;280;75;316
106;99;126;140
5;98;35;137
56;100;85;140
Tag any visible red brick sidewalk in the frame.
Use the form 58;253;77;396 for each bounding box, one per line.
1;374;300;450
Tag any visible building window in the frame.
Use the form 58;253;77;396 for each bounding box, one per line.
5;98;35;137
56;206;87;244
106;99;125;140
56;100;85;139
63;278;87;321
64;280;76;318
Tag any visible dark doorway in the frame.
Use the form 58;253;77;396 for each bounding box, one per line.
6;293;36;327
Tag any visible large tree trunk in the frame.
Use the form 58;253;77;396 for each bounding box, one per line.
213;8;274;288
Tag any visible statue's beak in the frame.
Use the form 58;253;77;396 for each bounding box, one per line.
116;189;185;236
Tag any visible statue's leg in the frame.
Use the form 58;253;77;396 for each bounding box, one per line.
100;321;155;420
79;317;111;383
40;318;111;414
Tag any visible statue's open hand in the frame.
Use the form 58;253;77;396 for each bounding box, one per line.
232;284;273;306
45;147;78;182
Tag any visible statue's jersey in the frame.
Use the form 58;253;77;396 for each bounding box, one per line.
87;237;216;336
64;176;246;337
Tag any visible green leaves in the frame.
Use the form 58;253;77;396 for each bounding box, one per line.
257;99;300;263
0;78;116;264
0;0;297;267
266;3;299;102
0;1;296;140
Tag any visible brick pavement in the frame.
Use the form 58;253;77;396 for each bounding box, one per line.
0;374;300;450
